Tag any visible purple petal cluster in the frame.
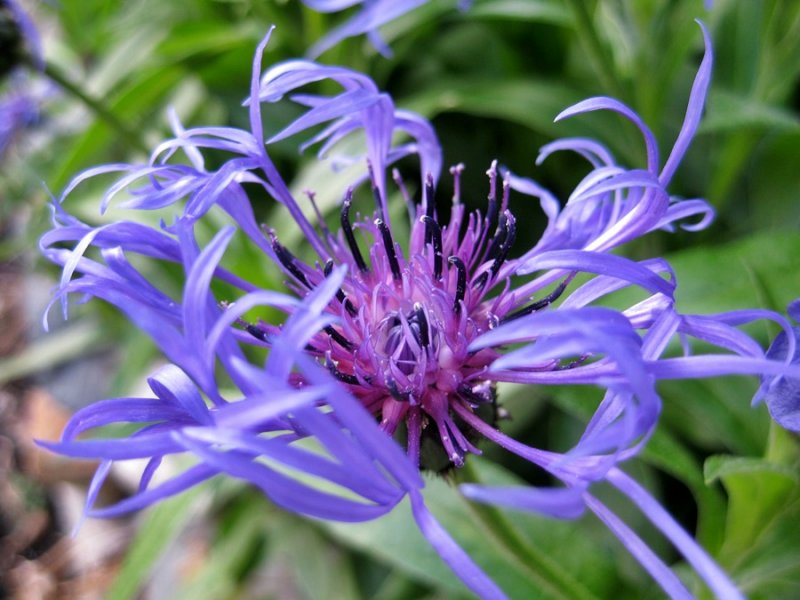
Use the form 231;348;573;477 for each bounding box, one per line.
41;24;799;600
0;0;43;157
759;299;800;432
0;81;39;155
509;22;714;259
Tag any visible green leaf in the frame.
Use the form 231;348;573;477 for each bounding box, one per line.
403;77;647;167
658;378;769;456
107;484;207;600
704;455;800;485
50;64;186;192
702;90;800;134
748;133;800;232
604;231;800;324
673;231;800;318
404;78;583;137
704;444;800;600
174;497;267;600
266;513;361;600
0;320;103;385
469;0;572;25
546;383;729;552
323;458;620;599
155;21;263;62
642;428;728;551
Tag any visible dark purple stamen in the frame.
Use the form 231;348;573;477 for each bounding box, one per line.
489;211;516;277
485;163;499;236
484;213;509;263
324;325;355;350
473;211;513;290
386;375;409;402
325;355;359;384
423;174;436;246
341;194;368;273
305;190;333;243
268;231;311;288
421;216;442;280
413;303;430;348
457;384;492;405
324;259;357;316
501;274;573;323
376;218;402;281
246;324;269;342
448;256;467;312
472;270;489;291
368;162;386;221
424;174;436;220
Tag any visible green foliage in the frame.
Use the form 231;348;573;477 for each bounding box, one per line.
106;484;207;600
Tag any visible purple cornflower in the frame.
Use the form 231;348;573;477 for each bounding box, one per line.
41;25;799;600
0;81;39;155
0;0;43;156
759;299;800;432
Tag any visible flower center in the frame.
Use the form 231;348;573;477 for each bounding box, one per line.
380;306;438;376
246;165;567;471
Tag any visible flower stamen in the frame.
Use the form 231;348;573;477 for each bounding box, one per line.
375;218;402;281
340;193;368;272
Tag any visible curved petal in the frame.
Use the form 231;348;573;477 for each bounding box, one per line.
409;490;508;600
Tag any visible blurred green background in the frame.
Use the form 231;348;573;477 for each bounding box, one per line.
1;1;799;598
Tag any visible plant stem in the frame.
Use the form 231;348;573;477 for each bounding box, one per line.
565;0;626;100
456;460;599;600
38;61;150;155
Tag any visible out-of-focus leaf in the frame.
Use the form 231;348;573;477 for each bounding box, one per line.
702;90;800;134
605;231;800;323
323;457;620;599
658;378;769;457
672;231;800;319
405;78;583;137
107;484;207;600
469;0;572;25
174;500;266;600
641;427;728;552
546;383;728;553
50;65;186;191
403;77;646;166
704;436;800;600
266;512;361;600
704;455;799;485
0;320;102;385
155;21;263;62
749;133;800;232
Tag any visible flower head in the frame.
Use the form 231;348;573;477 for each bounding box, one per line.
759;299;800;432
41;24;800;600
0;81;39;155
0;0;43;157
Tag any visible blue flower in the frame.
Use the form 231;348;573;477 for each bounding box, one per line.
41;25;799;600
0;0;43;157
758;299;800;432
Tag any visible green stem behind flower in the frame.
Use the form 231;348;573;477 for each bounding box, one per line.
38;60;150;155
